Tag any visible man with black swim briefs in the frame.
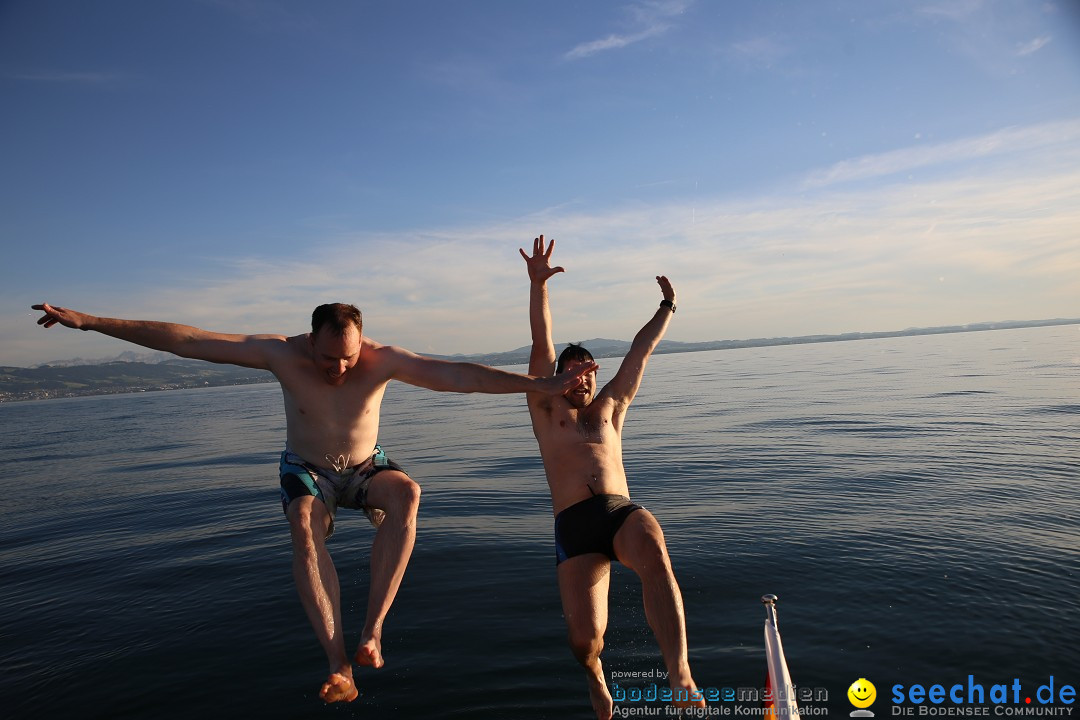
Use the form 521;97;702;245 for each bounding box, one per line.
32;300;594;705
519;236;705;720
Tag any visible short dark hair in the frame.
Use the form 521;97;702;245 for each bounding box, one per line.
311;303;363;337
556;343;594;374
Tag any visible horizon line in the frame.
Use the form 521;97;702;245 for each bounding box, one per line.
16;316;1078;370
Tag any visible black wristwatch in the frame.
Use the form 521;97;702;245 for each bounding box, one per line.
660;299;676;313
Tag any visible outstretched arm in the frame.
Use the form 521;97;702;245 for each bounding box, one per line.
32;302;283;370
519;234;563;378
385;344;594;395
602;276;677;408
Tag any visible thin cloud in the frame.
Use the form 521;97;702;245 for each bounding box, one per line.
8;120;1079;366
563;0;690;61
802;118;1080;189
565;27;666;60
912;0;1050;77
149;140;1080;352
1016;36;1051;56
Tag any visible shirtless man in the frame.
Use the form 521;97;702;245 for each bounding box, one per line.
32;301;595;704
518;237;704;719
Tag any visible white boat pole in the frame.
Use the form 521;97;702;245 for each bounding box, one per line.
762;594;800;718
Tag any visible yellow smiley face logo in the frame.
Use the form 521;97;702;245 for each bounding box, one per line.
848;678;877;708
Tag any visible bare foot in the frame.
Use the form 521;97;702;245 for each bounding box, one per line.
587;670;613;720
354;635;384;669
319;671;359;703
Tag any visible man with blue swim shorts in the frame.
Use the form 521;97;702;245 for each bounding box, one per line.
279;444;406;535
33;299;594;705
520;236;704;719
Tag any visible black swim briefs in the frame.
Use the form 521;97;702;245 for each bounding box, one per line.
554;493;644;565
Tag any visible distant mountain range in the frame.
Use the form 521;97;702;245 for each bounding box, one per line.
29;349;178;368
0;358;274;402
426;317;1080;366
3;317;1076;402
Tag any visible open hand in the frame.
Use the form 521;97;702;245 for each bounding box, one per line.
540;361;598;395
519;234;565;284
32;303;89;330
656;276;676;305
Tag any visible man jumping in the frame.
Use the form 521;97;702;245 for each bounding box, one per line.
518;237;704;719
33;300;594;704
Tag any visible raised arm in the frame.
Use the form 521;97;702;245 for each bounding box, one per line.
32;302;283;370
384;344;594;396
601;276;676;408
519;234;564;378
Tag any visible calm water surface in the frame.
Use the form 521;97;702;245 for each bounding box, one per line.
1;325;1077;718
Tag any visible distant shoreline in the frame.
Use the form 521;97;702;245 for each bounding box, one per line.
2;317;1076;403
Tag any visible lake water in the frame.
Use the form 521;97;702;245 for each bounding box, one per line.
1;325;1077;719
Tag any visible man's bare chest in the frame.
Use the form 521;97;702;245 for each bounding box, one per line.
551;407;617;445
280;373;385;421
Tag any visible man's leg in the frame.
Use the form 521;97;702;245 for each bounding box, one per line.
613;510;704;708
287;495;358;703
353;469;421;669
558;554;615;720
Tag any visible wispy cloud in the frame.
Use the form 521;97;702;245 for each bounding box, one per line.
913;0;1057;76
802;118;1080;189
8;120;1079;366
564;27;666;61
564;0;691;60
1016;36;1051;56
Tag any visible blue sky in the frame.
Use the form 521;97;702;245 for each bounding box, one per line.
2;0;1079;366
